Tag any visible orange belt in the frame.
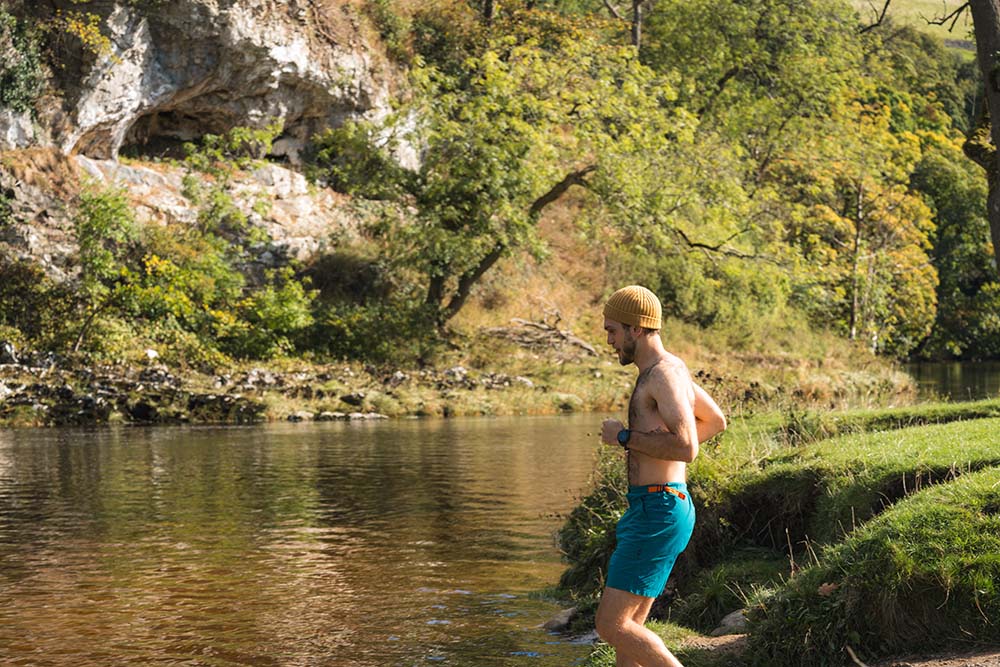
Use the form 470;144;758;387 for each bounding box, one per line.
645;485;687;501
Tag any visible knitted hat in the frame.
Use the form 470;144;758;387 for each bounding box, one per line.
603;285;662;330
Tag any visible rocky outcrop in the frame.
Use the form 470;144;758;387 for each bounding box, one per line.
0;148;361;277
76;156;360;263
41;0;396;162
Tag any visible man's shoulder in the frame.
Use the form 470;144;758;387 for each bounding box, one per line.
650;354;690;382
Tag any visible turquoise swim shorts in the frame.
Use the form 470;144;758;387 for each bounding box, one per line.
605;482;695;599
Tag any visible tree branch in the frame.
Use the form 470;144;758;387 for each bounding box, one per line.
441;242;507;323
697;65;742;116
926;1;970;30
859;0;892;33
671;225;755;259
529;165;597;218
603;0;624;21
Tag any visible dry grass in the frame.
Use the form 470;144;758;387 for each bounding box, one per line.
0;147;81;198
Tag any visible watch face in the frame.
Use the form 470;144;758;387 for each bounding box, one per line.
617;429;629;445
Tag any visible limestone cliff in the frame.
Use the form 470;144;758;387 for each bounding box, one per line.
0;0;398;276
7;0;396;160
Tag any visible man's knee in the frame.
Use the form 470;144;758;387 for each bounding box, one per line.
595;615;621;644
595;605;627;645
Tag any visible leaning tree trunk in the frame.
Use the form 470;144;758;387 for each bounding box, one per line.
969;0;1000;280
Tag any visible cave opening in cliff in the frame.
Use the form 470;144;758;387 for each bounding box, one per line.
120;109;232;160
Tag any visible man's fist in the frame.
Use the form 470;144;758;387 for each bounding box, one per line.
601;418;625;446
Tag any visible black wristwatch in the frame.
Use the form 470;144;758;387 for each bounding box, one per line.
616;428;631;448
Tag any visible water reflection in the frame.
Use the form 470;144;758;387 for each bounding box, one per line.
0;416;601;666
905;361;1000;400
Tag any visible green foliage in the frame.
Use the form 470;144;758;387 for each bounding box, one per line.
182;121;284;176
313;297;436;363
410;1;485;74
0;188;13;227
0;258;75;348
0;9;44;113
912;141;1000;359
74;182;138;292
219;268;316;359
364;0;412;61
71;181;139;350
308;121;413;199
746;466;1000;665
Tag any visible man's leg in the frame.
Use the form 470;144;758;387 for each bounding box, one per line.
595;587;683;667
610;596;657;667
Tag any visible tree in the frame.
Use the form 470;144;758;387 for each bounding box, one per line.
872;0;1000;282
315;10;691;328
965;0;1000;282
72;182;138;352
778;101;939;355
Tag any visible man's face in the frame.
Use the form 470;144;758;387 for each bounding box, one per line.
604;318;637;366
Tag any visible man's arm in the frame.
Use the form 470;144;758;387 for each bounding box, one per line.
622;365;699;463
693;382;726;443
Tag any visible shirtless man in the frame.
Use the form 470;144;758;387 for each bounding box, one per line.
595;285;727;667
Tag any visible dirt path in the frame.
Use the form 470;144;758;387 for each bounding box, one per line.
674;635;1000;667
874;650;1000;667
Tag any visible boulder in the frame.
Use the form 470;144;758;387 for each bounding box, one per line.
709;609;748;637
541;607;577;632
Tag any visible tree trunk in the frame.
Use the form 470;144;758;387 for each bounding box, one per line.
968;0;1000;280
440;243;506;324
631;0;642;48
483;0;495;24
849;181;864;341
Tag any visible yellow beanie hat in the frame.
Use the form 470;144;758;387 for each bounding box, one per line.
603;285;662;330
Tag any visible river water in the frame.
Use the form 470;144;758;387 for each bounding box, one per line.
0;416;604;666
905;361;1000;400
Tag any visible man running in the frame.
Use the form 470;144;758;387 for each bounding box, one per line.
595;285;727;667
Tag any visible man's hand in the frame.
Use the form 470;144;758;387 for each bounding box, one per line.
601;418;625;446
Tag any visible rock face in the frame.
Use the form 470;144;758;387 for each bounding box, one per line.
76;156;359;263
48;0;395;162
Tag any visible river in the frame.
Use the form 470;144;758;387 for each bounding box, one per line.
0;416;604;666
905;361;1000;400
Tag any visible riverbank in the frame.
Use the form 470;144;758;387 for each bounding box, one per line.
0;328;918;427
562;400;1000;667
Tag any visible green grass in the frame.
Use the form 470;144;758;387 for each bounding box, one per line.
746;465;1000;666
715;417;1000;552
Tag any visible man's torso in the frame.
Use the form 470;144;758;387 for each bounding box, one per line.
627;354;694;486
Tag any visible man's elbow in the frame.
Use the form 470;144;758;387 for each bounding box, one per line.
681;442;699;463
716;413;727;434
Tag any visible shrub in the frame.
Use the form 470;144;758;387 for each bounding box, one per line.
71;182;139;351
218;268;317;359
312;298;437;364
306;120;413;199
0;258;75;348
0;10;44;113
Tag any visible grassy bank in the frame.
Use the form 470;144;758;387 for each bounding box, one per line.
559;399;1000;666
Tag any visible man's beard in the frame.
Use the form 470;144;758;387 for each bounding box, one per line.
619;331;636;365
